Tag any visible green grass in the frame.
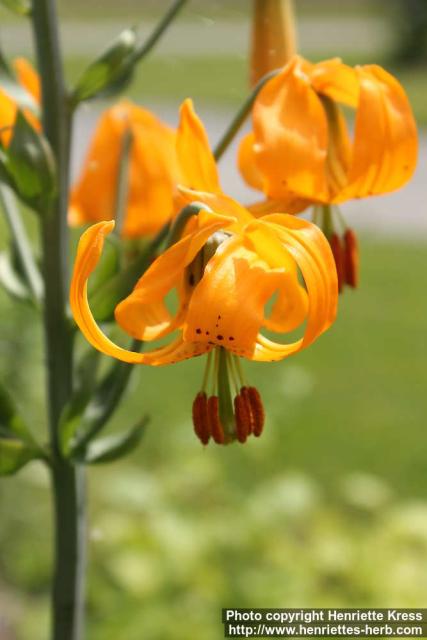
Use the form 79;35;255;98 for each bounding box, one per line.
65;53;427;125
1;236;427;639
0;0;385;22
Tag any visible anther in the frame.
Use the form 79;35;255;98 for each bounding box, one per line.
207;396;225;444
240;387;256;435
343;229;359;288
192;392;210;445
234;394;250;443
246;387;265;437
329;233;344;293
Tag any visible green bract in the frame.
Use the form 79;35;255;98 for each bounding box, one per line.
71;28;138;104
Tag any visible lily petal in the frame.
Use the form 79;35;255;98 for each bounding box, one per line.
310;58;359;108
243;220;309;333
251;214;337;361
177;98;221;193
252;58;329;201
337;65;418;201
184;235;286;357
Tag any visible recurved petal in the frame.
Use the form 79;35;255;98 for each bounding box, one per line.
176;98;221;193
251;214;337;361
309;58;359;107
251;59;329;201
337;65;418;201
70;221;212;365
243;220;308;333
114;209;235;340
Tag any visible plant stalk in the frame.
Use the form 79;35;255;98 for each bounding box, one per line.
213;68;279;161
31;1;85;639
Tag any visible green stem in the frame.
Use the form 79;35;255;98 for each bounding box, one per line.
31;1;85;639
166;203;210;248
132;0;188;63
213;68;279;161
114;128;133;237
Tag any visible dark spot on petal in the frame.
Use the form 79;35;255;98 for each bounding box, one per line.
217;335;224;340
217;315;221;319
206;331;210;335
229;336;234;341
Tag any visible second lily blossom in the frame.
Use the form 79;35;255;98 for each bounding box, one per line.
239;54;418;290
69;98;222;238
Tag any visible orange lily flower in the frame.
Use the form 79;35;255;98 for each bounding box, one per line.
69;98;221;239
0;57;40;144
70;190;337;445
250;0;297;86
239;55;418;290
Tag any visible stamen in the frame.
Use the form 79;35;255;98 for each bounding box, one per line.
343;229;359;288
207;395;225;444
234;393;250;443
240;386;256;435
246;386;265;437
192;391;210;445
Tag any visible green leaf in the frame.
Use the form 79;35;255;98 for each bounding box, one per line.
87;234;121;297
3;111;56;210
89;246;152;322
0;381;31;440
59;349;101;457
0;0;31;16
72;28;137;104
89;224;168;322
0;438;38;475
0;183;44;302
79;418;148;465
0;249;30;300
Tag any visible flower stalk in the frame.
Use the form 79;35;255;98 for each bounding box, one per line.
31;0;84;639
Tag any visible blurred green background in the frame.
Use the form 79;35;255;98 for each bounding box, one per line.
1;1;427;639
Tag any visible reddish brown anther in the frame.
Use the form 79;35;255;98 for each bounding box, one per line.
192;391;210;445
207;395;225;444
234;394;250;443
246;386;265;437
343;228;359;288
329;233;344;293
240;386;256;435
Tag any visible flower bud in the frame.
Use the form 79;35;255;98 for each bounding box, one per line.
250;0;297;86
72;28;137;104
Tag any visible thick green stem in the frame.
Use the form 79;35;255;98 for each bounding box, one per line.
31;1;85;639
